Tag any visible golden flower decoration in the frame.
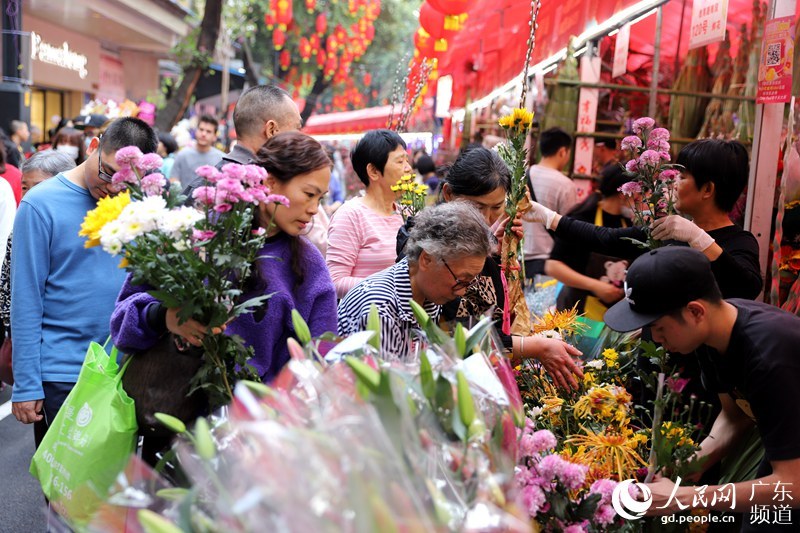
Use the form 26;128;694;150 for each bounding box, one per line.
79;191;131;248
567;426;647;481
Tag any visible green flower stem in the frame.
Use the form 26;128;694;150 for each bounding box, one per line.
645;372;666;483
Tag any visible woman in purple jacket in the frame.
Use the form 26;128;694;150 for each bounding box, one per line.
111;132;338;383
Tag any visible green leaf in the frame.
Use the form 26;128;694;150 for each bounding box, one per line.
154;413;186;434
291;309;311;345
366;304;381;350
147;290;181;309
241;380;271;397
409;300;430;328
456;370;475;428
138;509;184;533
345;357;380;393
156;488;191;501
193;417;216;460
464;316;494;356
453;323;466;358
419;351;435;402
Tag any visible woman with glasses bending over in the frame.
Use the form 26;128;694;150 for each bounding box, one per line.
338;201;492;360
397;148;584;390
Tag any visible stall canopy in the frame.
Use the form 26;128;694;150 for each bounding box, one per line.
437;0;799;109
303;105;395;134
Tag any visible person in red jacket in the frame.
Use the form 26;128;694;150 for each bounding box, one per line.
0;143;22;206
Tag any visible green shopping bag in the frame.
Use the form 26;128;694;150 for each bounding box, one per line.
30;340;137;524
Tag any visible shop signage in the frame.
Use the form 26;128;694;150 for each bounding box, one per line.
756;15;794;105
30;31;89;79
612;23;630;78
573;55;600;202
688;0;729;49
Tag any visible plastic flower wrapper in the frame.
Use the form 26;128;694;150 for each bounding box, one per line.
79;153;292;409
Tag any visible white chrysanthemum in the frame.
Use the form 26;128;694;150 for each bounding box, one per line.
533;329;563;341
173;239;190;252
157;207;202;236
118;196;168;233
99;220;126;255
585;360;604;369
529;406;543;420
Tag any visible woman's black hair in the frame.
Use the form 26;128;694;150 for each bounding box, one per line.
252;131;331;291
676;139;749;212
441;147;510;198
350;129;406;187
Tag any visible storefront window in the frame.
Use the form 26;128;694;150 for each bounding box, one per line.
31;88;64;141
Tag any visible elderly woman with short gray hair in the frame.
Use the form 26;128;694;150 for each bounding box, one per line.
337;201;492;359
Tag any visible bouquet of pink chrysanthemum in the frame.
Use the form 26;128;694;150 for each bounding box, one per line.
618;117;683;249
515;420;624;531
80;148;289;408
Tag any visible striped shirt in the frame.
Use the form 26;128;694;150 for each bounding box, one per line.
337;258;441;360
326;197;404;299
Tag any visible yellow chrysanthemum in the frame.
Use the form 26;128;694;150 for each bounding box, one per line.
661;422;694;447
533;306;586;336
573;384;631;424
567;426;647;481
400;174;413;182
79;191;131;248
602;348;619;368
390;185;400;192
582;371;596;387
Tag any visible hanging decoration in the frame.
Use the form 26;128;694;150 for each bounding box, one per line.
497;0;542;337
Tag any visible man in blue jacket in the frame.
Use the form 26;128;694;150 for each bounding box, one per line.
10;117;157;445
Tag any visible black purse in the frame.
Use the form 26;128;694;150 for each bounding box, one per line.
121;333;207;439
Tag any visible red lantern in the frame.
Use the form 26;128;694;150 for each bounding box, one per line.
309;34;321;53
364;72;372;86
305;0;316;14
419;2;449;40
325;54;338;77
365;23;375;42
273;27;286;50
264;13;276;30
279;49;291;71
326;35;339;52
427;0;477;15
365;0;381;21
316;49;327;67
275;0;293;28
414;27;434;56
315;13;327;35
299;37;312;62
334;24;347;45
348;0;358;15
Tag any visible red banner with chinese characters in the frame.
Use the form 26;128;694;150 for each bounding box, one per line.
756;15;795;105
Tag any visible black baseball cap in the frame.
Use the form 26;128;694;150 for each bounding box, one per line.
604;246;718;332
72;113;108;130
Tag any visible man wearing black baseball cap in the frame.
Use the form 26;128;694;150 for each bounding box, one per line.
605;247;800;528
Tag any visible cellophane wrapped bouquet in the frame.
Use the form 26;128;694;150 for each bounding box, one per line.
82;306;537;532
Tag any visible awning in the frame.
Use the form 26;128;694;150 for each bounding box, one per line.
437;0;800;109
303;105;394;134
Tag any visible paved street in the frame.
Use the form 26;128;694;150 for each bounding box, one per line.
0;386;47;532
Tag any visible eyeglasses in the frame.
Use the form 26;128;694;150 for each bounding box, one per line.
443;259;479;291
96;138;125;191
